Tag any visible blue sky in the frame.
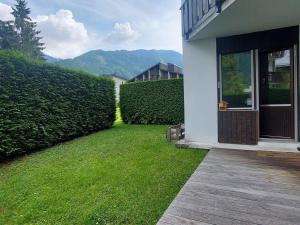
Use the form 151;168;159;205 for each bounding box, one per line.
0;0;182;58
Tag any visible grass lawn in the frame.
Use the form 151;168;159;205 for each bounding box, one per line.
0;123;207;225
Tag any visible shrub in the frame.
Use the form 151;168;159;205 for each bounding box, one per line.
0;51;115;161
120;79;184;125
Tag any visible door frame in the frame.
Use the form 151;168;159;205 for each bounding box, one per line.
294;44;299;142
255;45;298;141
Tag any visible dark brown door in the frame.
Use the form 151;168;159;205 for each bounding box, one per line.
259;48;294;139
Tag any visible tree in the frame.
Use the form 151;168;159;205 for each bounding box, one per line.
11;0;44;59
0;20;20;50
222;54;247;96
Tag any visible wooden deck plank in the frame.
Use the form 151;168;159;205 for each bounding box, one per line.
157;149;300;225
174;192;300;223
159;214;213;225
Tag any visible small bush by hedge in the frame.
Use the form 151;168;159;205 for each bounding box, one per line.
0;51;115;161
120;79;184;125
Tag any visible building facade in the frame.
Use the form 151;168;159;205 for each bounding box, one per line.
109;74;128;102
129;63;183;82
181;0;300;150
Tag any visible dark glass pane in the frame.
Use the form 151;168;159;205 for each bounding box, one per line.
192;0;198;25
261;50;291;105
221;52;252;108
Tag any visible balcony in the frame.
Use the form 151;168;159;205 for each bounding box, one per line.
181;0;300;41
181;0;225;40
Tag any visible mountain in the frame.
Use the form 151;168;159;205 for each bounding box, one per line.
47;49;183;79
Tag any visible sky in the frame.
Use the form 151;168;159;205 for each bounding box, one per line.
0;0;183;59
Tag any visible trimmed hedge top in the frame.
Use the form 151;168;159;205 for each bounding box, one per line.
120;79;184;125
0;50;115;160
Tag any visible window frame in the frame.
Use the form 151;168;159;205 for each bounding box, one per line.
219;50;255;111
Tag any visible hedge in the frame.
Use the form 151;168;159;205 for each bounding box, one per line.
120;79;184;125
0;51;116;161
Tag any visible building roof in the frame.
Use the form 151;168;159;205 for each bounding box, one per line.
106;73;129;81
129;62;183;82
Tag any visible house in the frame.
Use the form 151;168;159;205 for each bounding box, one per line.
128;63;183;82
108;74;128;102
181;0;300;150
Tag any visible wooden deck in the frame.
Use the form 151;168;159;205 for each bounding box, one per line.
157;149;300;225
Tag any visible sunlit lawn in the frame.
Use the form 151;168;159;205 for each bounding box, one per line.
114;107;123;125
0;123;207;225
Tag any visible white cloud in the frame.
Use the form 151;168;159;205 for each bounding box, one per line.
130;9;182;53
87;0;182;53
104;22;137;44
36;9;90;59
0;2;13;21
0;0;183;57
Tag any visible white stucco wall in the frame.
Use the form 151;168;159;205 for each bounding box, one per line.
183;38;218;144
297;26;300;142
112;76;127;102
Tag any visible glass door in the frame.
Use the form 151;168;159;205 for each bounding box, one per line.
259;48;294;139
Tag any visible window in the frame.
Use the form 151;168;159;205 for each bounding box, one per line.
221;51;253;108
261;50;291;105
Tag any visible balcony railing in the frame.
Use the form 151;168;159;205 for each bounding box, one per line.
181;0;225;40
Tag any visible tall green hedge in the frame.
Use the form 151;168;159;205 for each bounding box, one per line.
120;79;184;125
0;51;115;161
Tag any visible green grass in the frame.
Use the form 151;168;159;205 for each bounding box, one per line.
114;107;123;126
0;123;207;225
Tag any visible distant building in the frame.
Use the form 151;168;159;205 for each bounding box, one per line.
108;74;128;102
128;63;183;82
